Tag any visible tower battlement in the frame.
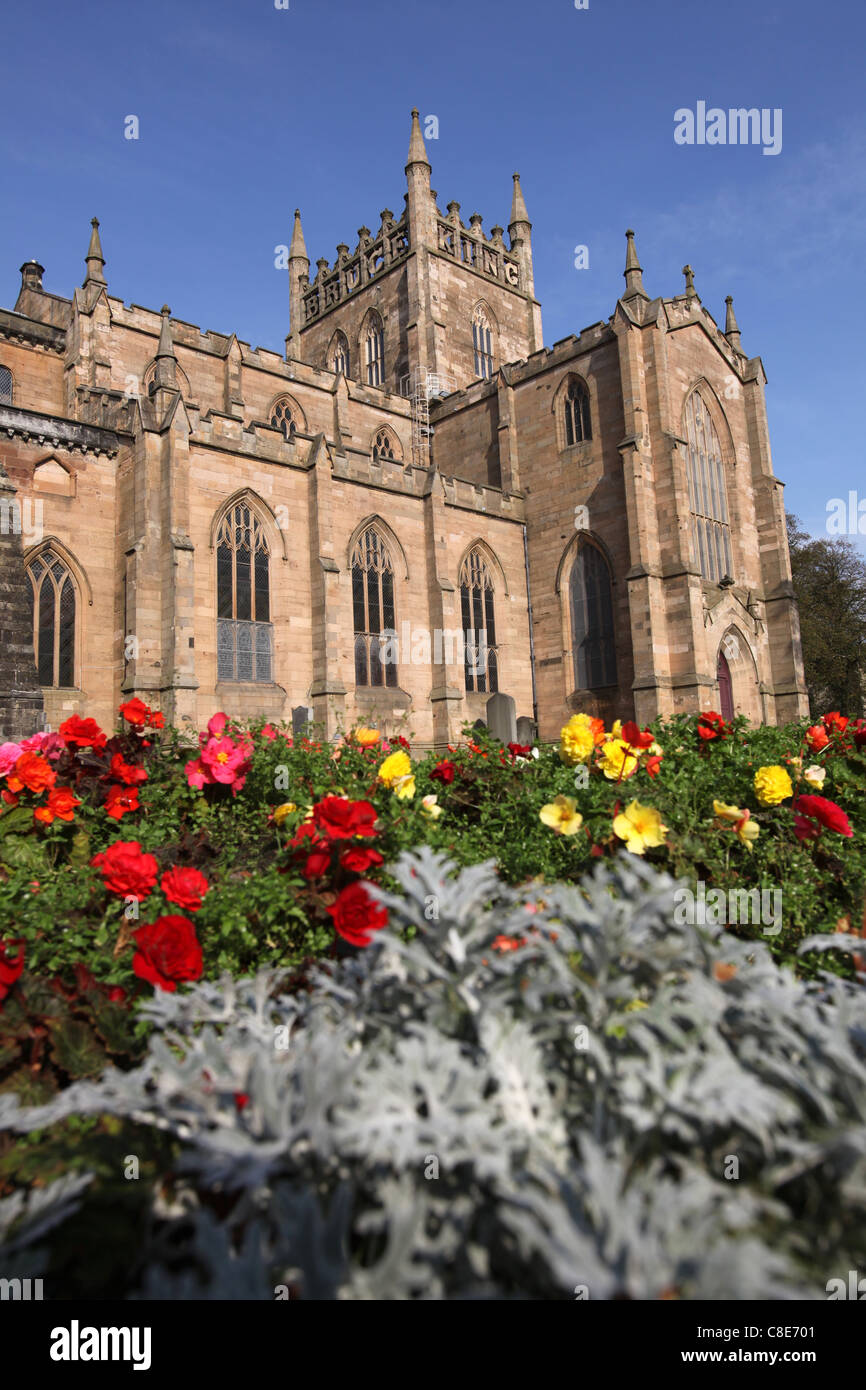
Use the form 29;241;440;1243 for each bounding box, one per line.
288;110;543;394
300;206;412;328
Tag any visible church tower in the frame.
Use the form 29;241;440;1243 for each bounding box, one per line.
287;110;543;396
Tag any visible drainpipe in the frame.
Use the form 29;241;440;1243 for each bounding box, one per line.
522;523;538;729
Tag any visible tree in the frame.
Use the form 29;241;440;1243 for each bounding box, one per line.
786;513;866;717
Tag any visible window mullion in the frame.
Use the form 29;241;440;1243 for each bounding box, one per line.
52;577;60;685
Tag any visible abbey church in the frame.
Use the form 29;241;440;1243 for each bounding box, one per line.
0;110;808;744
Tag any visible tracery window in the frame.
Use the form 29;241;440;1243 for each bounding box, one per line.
364;313;385;387
352;528;398;688
27;550;76;687
569;542;616;689
460;548;499;694
563;378;591;446
216;503;272;682
372;428;399;462
472;306;494;380
331;332;350;377
270;397;298;439
684;389;733;583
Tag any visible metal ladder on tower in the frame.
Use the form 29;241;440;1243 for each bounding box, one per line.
410;367;431;470
405;367;451;470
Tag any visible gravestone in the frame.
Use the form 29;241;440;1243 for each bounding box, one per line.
486;692;517;744
291;705;314;740
472;718;487;732
516;715;537;746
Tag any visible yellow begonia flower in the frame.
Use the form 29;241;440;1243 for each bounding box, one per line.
804;765;826;790
538;795;583;836
598;738;639;781
353;727;380;747
378;750;412;787
611;720;622;739
273;802;297;826
393;774;416;801
713;800;760;851
559;713;599;766
420;793;442;820
754;765;793;806
612;800;668;855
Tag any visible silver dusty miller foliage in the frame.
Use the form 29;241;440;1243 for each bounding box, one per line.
0;848;864;1299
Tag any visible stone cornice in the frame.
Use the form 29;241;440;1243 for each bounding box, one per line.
0;309;66;353
0;404;122;458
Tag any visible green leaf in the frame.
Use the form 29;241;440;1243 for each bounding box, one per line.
68;827;92;867
1;835;47;873
46;1018;107;1079
0;1066;58;1104
0;806;34;838
89;1001;138;1058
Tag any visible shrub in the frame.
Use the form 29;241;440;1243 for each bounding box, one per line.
1;850;864;1300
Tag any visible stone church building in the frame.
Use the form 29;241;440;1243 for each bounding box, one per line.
0;110;807;745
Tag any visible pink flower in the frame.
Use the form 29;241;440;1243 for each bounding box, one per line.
186;726;253;796
206;712;229;740
0;743;22;776
185;714;253;795
185;756;209;791
260;724;277;742
201;737;248;784
0;730;65;764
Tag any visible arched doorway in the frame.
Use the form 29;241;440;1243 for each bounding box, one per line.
717;650;734;721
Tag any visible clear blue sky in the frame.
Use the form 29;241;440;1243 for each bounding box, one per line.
1;0;863;548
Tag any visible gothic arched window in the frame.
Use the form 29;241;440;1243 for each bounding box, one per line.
460;548;499;694
330;332;350;378
0;365;12;405
270;397;298;439
27;551;76;687
472;305;494;380
372;427;400;462
564;378;591;446
352;528;398;688
216;502;272;682
569;542;616;689
684;389;732;583
364;313;385;388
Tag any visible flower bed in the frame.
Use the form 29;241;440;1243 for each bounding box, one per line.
1;703;864;1014
0;703;864;1298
